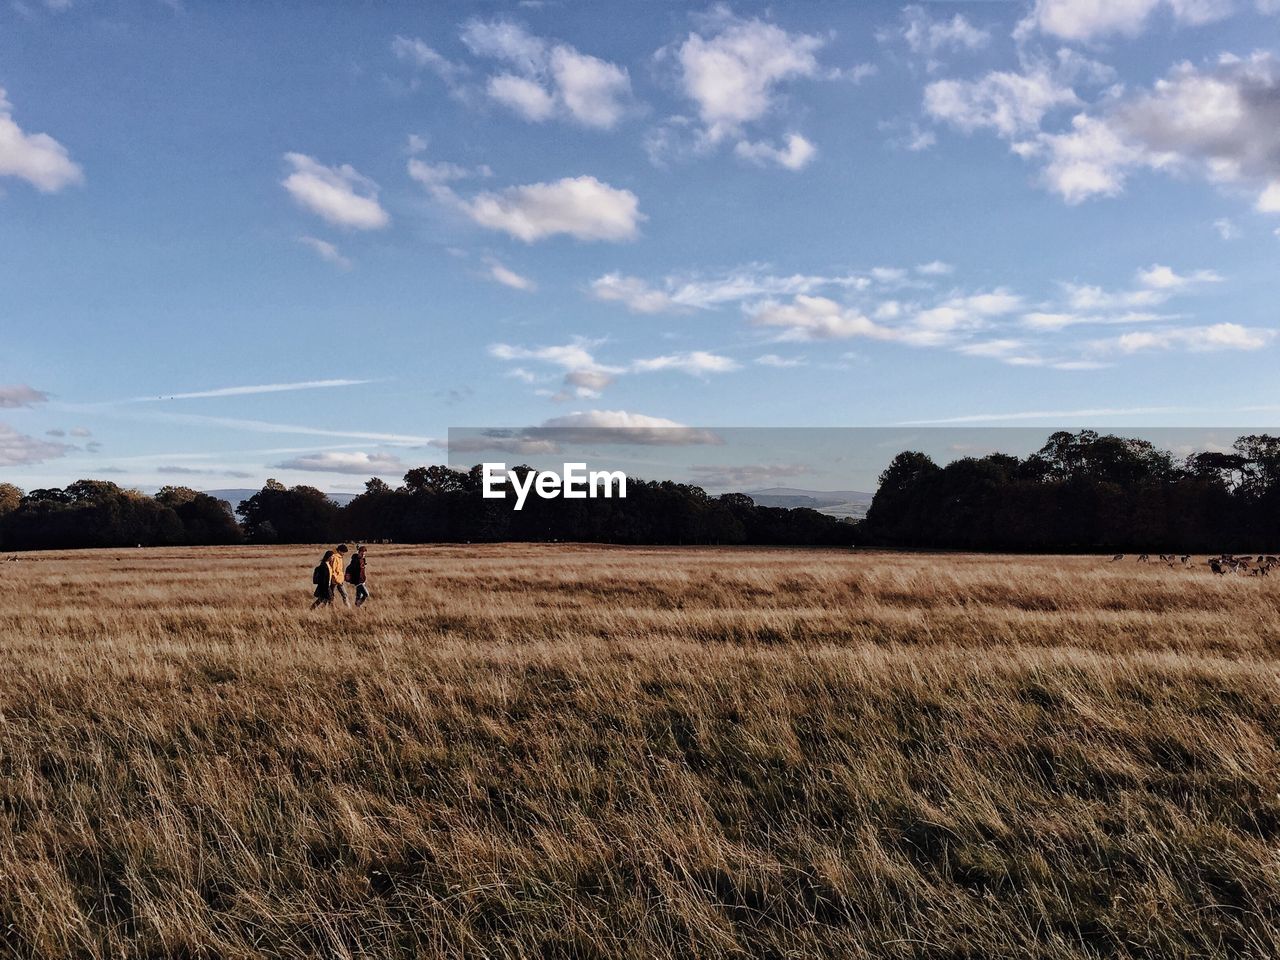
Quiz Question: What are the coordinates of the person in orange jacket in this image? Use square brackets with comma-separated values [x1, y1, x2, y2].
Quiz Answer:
[328, 544, 350, 606]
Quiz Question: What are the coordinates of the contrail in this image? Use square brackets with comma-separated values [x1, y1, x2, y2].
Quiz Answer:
[125, 379, 375, 402]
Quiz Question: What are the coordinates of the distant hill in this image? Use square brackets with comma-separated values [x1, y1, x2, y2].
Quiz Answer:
[204, 489, 357, 511]
[745, 487, 874, 519]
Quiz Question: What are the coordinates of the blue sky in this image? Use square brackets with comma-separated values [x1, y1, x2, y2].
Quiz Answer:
[2, 0, 1279, 493]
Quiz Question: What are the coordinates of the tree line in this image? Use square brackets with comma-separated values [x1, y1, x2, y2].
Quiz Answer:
[864, 431, 1280, 552]
[4, 432, 1276, 552]
[0, 467, 851, 551]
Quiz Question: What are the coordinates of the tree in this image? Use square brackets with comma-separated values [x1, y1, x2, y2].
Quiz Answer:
[0, 484, 21, 515]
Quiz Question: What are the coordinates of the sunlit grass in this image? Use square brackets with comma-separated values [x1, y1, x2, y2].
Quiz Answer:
[1, 545, 1278, 958]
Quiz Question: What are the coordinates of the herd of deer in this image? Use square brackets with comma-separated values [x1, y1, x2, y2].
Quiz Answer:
[1110, 552, 1279, 576]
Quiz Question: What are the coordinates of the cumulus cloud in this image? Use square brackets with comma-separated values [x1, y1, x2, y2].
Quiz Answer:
[1019, 0, 1233, 42]
[461, 175, 642, 242]
[490, 337, 622, 399]
[0, 88, 83, 192]
[671, 10, 823, 143]
[1015, 54, 1280, 207]
[734, 133, 817, 170]
[276, 451, 407, 475]
[297, 236, 351, 270]
[916, 260, 954, 276]
[925, 67, 1079, 138]
[460, 19, 631, 129]
[282, 153, 389, 230]
[0, 423, 70, 466]
[0, 384, 49, 408]
[590, 273, 679, 313]
[755, 353, 806, 367]
[1135, 263, 1223, 288]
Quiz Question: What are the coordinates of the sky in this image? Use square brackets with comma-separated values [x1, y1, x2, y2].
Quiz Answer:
[2, 0, 1280, 493]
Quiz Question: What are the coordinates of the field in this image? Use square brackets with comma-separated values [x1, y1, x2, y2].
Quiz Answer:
[2, 545, 1278, 959]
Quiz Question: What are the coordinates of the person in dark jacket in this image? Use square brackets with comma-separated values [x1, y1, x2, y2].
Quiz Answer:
[311, 550, 335, 609]
[347, 544, 370, 606]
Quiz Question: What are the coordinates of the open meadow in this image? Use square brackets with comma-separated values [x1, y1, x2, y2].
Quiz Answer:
[2, 545, 1278, 959]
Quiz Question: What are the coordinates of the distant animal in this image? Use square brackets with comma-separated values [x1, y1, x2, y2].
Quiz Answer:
[1210, 559, 1228, 575]
[1180, 555, 1191, 566]
[1137, 554, 1150, 563]
[1111, 554, 1124, 562]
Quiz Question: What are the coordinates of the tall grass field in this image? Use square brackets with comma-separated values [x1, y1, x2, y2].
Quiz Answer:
[2, 545, 1277, 958]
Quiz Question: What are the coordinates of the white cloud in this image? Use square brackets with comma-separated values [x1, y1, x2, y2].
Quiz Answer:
[298, 236, 351, 270]
[461, 20, 631, 129]
[1022, 54, 1280, 206]
[533, 410, 721, 445]
[0, 423, 70, 466]
[0, 384, 49, 408]
[1098, 322, 1274, 353]
[391, 35, 466, 84]
[550, 46, 631, 128]
[281, 153, 389, 230]
[734, 133, 817, 170]
[670, 9, 823, 144]
[490, 338, 617, 373]
[898, 5, 989, 69]
[1213, 217, 1240, 239]
[486, 260, 536, 291]
[1135, 263, 1223, 288]
[631, 351, 740, 375]
[0, 88, 83, 192]
[755, 353, 806, 367]
[752, 296, 892, 341]
[487, 73, 557, 121]
[916, 260, 954, 275]
[589, 266, 871, 314]
[462, 175, 642, 242]
[924, 68, 1078, 138]
[1020, 0, 1231, 42]
[1258, 181, 1280, 212]
[277, 451, 406, 475]
[407, 156, 477, 186]
[590, 273, 679, 313]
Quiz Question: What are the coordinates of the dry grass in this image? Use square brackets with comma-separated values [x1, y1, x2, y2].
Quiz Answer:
[1, 545, 1278, 959]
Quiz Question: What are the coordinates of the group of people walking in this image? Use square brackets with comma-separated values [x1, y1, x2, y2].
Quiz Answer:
[311, 543, 370, 609]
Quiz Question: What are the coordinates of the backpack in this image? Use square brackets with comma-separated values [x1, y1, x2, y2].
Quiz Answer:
[312, 563, 327, 586]
[346, 556, 361, 583]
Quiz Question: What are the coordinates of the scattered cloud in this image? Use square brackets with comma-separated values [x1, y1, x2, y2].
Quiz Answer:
[734, 133, 817, 170]
[461, 19, 632, 128]
[1213, 217, 1240, 239]
[0, 384, 49, 408]
[276, 451, 407, 475]
[1015, 53, 1280, 207]
[589, 266, 873, 314]
[281, 153, 389, 230]
[631, 351, 740, 375]
[894, 5, 989, 71]
[0, 87, 83, 192]
[1096, 322, 1275, 353]
[925, 67, 1078, 138]
[755, 353, 806, 367]
[460, 175, 642, 242]
[916, 260, 954, 276]
[1018, 0, 1233, 42]
[391, 35, 467, 86]
[0, 422, 71, 466]
[297, 236, 352, 270]
[486, 259, 537, 291]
